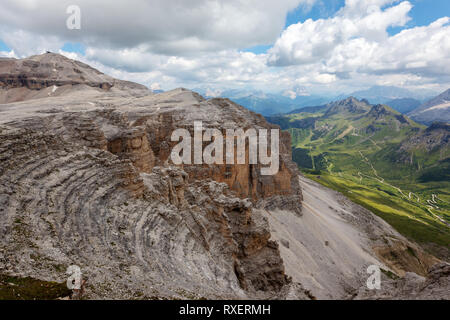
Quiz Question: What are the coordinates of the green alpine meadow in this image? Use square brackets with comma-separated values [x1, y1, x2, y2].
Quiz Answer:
[267, 97, 450, 255]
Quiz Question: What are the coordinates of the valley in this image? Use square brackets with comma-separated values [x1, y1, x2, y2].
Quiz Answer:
[267, 97, 450, 259]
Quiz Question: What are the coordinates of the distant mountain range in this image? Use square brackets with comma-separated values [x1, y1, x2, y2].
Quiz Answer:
[385, 98, 422, 114]
[346, 85, 438, 104]
[191, 85, 443, 117]
[408, 89, 450, 125]
[193, 88, 332, 116]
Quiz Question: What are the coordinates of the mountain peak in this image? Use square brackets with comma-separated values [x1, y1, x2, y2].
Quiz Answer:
[367, 104, 415, 125]
[369, 104, 393, 115]
[441, 88, 450, 95]
[343, 96, 359, 103]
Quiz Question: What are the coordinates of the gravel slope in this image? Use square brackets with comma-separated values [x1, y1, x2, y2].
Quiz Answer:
[264, 175, 439, 299]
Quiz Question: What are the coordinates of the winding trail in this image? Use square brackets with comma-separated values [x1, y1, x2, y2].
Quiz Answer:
[426, 206, 450, 227]
[358, 151, 385, 183]
[353, 152, 448, 227]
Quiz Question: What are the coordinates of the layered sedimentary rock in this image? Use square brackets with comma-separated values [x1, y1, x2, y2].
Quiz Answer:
[0, 53, 300, 299]
[0, 123, 296, 298]
[0, 62, 303, 213]
[133, 93, 302, 213]
[0, 53, 149, 92]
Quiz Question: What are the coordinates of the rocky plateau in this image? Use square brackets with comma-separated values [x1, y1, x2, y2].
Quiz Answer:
[0, 53, 448, 300]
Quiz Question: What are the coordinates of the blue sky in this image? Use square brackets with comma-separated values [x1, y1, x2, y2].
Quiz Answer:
[244, 0, 450, 53]
[0, 40, 10, 52]
[0, 0, 448, 94]
[285, 0, 450, 32]
[407, 0, 450, 26]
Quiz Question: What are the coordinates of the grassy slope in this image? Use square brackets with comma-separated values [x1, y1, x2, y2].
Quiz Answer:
[305, 173, 450, 247]
[273, 104, 450, 249]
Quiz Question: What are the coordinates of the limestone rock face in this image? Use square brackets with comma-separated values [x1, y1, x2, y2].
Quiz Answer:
[0, 53, 150, 103]
[0, 54, 301, 299]
[0, 124, 292, 298]
[140, 92, 302, 213]
[0, 80, 303, 213]
[107, 127, 155, 173]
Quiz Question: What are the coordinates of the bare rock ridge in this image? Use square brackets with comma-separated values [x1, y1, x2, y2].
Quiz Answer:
[0, 53, 150, 104]
[324, 96, 372, 116]
[0, 53, 300, 299]
[0, 53, 447, 300]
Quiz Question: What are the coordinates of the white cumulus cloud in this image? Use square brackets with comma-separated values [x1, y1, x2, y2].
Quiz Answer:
[0, 0, 308, 56]
[0, 0, 448, 95]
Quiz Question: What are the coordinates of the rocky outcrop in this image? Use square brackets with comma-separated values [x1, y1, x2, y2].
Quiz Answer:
[0, 54, 301, 299]
[355, 262, 450, 300]
[0, 124, 294, 299]
[182, 177, 290, 292]
[128, 94, 302, 209]
[397, 121, 449, 166]
[0, 84, 302, 213]
[400, 122, 449, 153]
[107, 127, 155, 173]
[324, 97, 372, 116]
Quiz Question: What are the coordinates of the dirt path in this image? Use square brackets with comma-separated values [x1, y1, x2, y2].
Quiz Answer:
[331, 125, 354, 142]
[357, 151, 412, 198]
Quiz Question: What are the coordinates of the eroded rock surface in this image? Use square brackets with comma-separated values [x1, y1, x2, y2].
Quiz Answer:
[0, 54, 300, 299]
